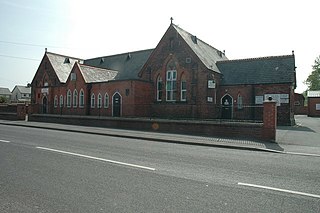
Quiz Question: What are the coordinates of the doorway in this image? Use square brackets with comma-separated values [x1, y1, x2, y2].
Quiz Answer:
[42, 96, 48, 114]
[221, 94, 232, 119]
[112, 92, 121, 117]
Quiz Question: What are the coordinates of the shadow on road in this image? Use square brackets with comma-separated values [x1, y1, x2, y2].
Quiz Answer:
[277, 125, 315, 133]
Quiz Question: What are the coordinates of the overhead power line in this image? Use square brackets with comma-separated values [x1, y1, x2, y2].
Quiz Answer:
[0, 54, 40, 61]
[0, 40, 66, 49]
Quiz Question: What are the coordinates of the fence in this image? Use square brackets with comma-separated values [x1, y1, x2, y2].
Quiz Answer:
[31, 103, 264, 122]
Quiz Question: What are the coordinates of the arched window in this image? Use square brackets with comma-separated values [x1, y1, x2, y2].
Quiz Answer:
[79, 89, 84, 108]
[237, 94, 243, 109]
[73, 89, 78, 108]
[181, 75, 187, 101]
[59, 95, 64, 107]
[54, 95, 58, 108]
[91, 93, 95, 108]
[97, 93, 102, 108]
[166, 70, 177, 101]
[104, 93, 109, 108]
[156, 75, 162, 101]
[67, 90, 71, 107]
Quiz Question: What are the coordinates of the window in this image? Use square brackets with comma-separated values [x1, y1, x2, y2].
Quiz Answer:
[181, 76, 187, 101]
[237, 95, 243, 109]
[97, 93, 102, 108]
[166, 70, 177, 101]
[67, 90, 71, 107]
[79, 89, 84, 108]
[91, 93, 95, 108]
[104, 93, 109, 108]
[54, 95, 58, 108]
[73, 90, 78, 108]
[157, 76, 162, 101]
[60, 95, 64, 107]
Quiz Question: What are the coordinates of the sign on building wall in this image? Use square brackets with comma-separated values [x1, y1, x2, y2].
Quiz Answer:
[207, 80, 215, 89]
[316, 104, 320, 111]
[256, 94, 290, 105]
[41, 88, 49, 94]
[255, 96, 264, 104]
[207, 97, 213, 102]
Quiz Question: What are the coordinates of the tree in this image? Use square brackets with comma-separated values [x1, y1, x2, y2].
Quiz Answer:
[305, 56, 320, 90]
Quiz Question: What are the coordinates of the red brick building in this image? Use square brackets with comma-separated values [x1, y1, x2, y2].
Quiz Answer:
[31, 23, 296, 125]
[307, 91, 320, 117]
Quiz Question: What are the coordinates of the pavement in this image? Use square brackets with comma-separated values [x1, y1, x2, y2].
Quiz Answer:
[0, 115, 319, 157]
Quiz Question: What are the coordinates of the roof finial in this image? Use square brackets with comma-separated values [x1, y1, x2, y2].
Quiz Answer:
[170, 17, 173, 25]
[45, 48, 47, 52]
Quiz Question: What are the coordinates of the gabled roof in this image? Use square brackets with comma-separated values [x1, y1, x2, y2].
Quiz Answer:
[14, 85, 31, 94]
[307, 90, 320, 98]
[84, 49, 153, 80]
[217, 55, 296, 85]
[46, 52, 84, 83]
[0, 87, 11, 95]
[172, 24, 228, 73]
[78, 63, 118, 83]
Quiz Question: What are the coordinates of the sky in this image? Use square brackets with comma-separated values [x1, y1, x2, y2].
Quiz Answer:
[0, 0, 319, 93]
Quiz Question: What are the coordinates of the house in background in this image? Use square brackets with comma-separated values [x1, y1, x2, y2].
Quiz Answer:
[31, 22, 296, 125]
[0, 87, 12, 103]
[307, 90, 320, 117]
[11, 85, 31, 103]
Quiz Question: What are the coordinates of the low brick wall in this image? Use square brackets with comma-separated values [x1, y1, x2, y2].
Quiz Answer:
[29, 114, 265, 141]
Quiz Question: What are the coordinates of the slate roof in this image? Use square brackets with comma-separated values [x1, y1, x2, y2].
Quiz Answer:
[78, 63, 118, 83]
[0, 87, 11, 95]
[216, 55, 296, 85]
[173, 24, 228, 73]
[46, 52, 84, 83]
[84, 49, 154, 80]
[14, 85, 31, 94]
[307, 90, 320, 98]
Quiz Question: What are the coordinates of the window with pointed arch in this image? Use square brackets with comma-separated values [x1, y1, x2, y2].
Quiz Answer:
[156, 75, 162, 101]
[67, 90, 71, 108]
[237, 94, 243, 109]
[166, 70, 177, 101]
[91, 93, 95, 108]
[73, 89, 78, 108]
[54, 95, 58, 108]
[97, 93, 102, 109]
[104, 93, 109, 108]
[59, 95, 64, 107]
[79, 89, 84, 108]
[181, 74, 187, 101]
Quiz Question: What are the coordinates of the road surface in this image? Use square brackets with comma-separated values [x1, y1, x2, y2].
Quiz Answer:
[1, 124, 319, 212]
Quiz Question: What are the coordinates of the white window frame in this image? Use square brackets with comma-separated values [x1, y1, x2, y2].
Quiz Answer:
[91, 93, 95, 108]
[157, 76, 162, 101]
[104, 93, 109, 108]
[237, 95, 243, 109]
[59, 95, 64, 107]
[181, 77, 187, 101]
[97, 93, 102, 109]
[166, 70, 177, 101]
[73, 89, 78, 108]
[54, 95, 58, 108]
[79, 89, 84, 108]
[67, 90, 71, 108]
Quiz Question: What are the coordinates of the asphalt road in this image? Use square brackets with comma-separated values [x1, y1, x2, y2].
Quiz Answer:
[1, 124, 319, 212]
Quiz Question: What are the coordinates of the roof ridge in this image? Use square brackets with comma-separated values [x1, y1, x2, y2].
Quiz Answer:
[86, 48, 154, 61]
[79, 63, 117, 72]
[217, 54, 294, 63]
[46, 51, 83, 61]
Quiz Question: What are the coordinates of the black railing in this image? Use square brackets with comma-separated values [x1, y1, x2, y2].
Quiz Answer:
[31, 103, 263, 122]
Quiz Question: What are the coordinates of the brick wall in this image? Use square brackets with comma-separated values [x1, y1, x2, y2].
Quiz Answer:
[308, 97, 320, 117]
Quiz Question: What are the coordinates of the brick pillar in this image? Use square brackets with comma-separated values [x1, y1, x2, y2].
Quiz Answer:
[262, 100, 277, 141]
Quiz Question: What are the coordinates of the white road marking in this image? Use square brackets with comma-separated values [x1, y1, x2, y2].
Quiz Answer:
[36, 146, 156, 171]
[238, 182, 320, 199]
[0, 139, 10, 143]
[283, 151, 320, 157]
